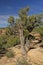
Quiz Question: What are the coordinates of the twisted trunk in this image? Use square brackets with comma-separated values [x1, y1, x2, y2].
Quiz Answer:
[25, 38, 29, 52]
[19, 29, 26, 55]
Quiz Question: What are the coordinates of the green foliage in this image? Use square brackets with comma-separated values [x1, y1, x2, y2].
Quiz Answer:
[19, 7, 29, 27]
[19, 7, 29, 18]
[35, 26, 43, 36]
[26, 15, 38, 32]
[8, 16, 15, 24]
[6, 27, 13, 35]
[23, 29, 29, 38]
[29, 16, 37, 23]
[0, 34, 20, 54]
[33, 26, 43, 42]
[6, 50, 14, 58]
[6, 36, 20, 48]
[0, 35, 8, 54]
[39, 27, 43, 36]
[8, 16, 15, 35]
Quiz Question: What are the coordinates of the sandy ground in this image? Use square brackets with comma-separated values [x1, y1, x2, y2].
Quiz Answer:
[0, 47, 43, 65]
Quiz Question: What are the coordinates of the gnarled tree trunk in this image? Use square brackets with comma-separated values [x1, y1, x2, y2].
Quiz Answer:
[25, 38, 30, 52]
[19, 28, 26, 55]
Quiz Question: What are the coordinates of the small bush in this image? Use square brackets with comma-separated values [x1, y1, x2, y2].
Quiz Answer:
[0, 35, 7, 54]
[16, 57, 29, 65]
[6, 36, 20, 48]
[6, 50, 14, 58]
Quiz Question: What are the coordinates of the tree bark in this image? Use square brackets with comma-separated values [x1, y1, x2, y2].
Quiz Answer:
[19, 29, 26, 55]
[25, 38, 30, 52]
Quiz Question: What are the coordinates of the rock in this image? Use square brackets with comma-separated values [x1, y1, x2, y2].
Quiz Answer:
[27, 48, 43, 65]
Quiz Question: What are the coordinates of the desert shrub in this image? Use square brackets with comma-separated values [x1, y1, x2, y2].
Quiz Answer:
[16, 57, 29, 65]
[34, 26, 43, 36]
[6, 50, 14, 58]
[0, 35, 7, 54]
[6, 27, 13, 35]
[14, 36, 20, 45]
[34, 27, 43, 42]
[0, 34, 20, 57]
[6, 36, 20, 48]
[0, 34, 20, 50]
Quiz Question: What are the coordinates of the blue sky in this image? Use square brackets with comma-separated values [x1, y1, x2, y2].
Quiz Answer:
[0, 0, 43, 27]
